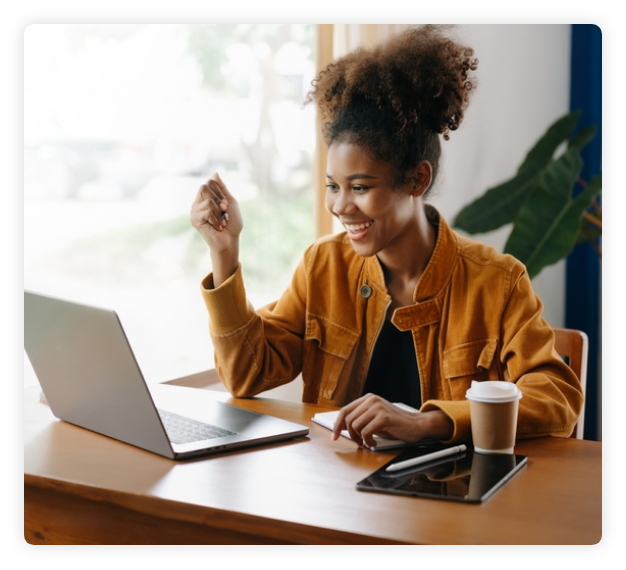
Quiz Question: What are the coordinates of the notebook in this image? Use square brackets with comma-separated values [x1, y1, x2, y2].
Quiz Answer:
[24, 290, 309, 460]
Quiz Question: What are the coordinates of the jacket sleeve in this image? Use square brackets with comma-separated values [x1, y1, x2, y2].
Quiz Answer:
[200, 257, 309, 398]
[498, 269, 584, 439]
[423, 267, 584, 444]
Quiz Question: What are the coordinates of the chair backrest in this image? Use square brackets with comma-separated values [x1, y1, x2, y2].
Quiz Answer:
[552, 328, 588, 439]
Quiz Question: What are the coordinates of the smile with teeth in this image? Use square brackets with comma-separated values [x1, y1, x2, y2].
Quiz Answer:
[344, 220, 373, 232]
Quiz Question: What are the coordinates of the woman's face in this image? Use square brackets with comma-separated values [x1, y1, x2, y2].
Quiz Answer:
[325, 141, 422, 259]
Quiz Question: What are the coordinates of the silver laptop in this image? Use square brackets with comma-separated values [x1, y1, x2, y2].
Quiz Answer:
[24, 290, 309, 459]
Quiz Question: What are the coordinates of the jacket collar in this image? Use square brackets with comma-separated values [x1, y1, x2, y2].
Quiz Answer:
[364, 205, 458, 302]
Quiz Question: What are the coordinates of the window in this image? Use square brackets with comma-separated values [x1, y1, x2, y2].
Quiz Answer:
[24, 24, 316, 385]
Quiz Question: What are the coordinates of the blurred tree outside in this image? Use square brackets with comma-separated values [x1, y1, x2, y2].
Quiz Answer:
[24, 24, 317, 383]
[26, 24, 316, 298]
[184, 24, 316, 295]
[186, 24, 315, 197]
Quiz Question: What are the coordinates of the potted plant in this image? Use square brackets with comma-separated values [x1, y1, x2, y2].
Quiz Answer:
[452, 110, 601, 279]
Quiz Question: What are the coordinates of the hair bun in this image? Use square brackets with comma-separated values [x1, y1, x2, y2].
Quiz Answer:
[307, 25, 478, 140]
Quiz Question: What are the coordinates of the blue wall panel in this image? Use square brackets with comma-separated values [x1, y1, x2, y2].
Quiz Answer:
[567, 24, 602, 440]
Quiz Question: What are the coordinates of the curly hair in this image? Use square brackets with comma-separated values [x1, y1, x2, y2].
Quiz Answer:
[305, 25, 478, 187]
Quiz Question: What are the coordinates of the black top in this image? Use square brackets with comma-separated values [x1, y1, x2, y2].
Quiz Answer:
[362, 319, 422, 409]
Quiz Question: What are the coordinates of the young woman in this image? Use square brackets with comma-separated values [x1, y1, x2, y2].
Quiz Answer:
[190, 26, 583, 448]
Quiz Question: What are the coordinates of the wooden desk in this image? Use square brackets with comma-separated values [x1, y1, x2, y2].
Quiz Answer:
[24, 386, 601, 545]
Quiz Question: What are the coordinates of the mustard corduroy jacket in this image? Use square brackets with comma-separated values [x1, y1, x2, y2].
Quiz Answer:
[201, 207, 583, 444]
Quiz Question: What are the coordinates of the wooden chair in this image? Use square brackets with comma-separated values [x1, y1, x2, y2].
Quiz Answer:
[552, 328, 589, 439]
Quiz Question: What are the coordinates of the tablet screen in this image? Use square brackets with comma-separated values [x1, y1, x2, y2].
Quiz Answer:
[356, 445, 527, 503]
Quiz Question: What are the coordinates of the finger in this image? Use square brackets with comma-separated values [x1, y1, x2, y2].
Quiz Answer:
[334, 395, 376, 444]
[191, 195, 213, 223]
[210, 172, 225, 193]
[345, 395, 391, 448]
[193, 194, 227, 232]
[205, 190, 229, 226]
[207, 208, 225, 231]
[192, 183, 220, 210]
[211, 172, 235, 202]
[331, 408, 348, 441]
[342, 406, 377, 447]
[207, 179, 226, 204]
[202, 181, 226, 213]
[356, 416, 387, 449]
[345, 407, 380, 447]
[205, 181, 229, 230]
[331, 397, 364, 441]
[332, 411, 364, 447]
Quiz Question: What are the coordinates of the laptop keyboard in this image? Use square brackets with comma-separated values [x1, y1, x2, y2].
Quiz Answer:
[158, 409, 237, 445]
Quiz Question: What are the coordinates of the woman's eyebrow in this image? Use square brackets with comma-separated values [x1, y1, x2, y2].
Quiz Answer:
[325, 173, 379, 180]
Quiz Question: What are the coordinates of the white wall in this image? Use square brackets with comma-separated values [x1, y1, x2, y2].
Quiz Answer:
[429, 24, 572, 327]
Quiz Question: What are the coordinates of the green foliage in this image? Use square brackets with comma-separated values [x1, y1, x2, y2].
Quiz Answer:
[185, 24, 313, 92]
[186, 24, 241, 91]
[239, 190, 315, 295]
[48, 190, 315, 295]
[452, 111, 602, 279]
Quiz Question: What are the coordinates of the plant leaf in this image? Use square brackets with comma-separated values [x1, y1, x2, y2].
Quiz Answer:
[452, 168, 541, 234]
[516, 110, 581, 175]
[568, 125, 597, 153]
[453, 111, 582, 234]
[504, 152, 601, 279]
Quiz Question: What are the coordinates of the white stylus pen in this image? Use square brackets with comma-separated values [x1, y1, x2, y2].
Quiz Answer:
[385, 444, 467, 472]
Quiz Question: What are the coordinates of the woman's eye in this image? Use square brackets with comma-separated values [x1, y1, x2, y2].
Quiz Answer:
[352, 186, 368, 193]
[325, 183, 339, 192]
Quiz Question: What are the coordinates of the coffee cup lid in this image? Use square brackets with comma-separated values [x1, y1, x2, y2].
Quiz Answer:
[465, 380, 523, 403]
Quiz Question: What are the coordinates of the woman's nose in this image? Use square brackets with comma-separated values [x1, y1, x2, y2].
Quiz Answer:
[327, 189, 357, 216]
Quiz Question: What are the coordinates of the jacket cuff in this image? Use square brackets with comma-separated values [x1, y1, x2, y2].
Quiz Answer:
[420, 399, 471, 444]
[200, 264, 254, 335]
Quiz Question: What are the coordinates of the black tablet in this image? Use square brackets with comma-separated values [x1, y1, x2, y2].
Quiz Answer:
[356, 445, 527, 503]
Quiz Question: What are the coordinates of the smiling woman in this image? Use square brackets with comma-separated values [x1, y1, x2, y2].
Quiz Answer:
[324, 142, 435, 297]
[192, 25, 583, 449]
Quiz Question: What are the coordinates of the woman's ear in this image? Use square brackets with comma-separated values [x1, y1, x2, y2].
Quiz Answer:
[410, 161, 432, 197]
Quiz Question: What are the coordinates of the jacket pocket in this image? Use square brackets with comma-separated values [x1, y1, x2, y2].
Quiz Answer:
[304, 314, 359, 400]
[443, 338, 498, 399]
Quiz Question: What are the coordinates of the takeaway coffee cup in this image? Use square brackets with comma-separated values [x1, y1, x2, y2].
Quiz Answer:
[465, 381, 522, 455]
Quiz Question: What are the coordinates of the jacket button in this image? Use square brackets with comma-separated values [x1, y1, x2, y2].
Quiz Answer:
[359, 284, 372, 298]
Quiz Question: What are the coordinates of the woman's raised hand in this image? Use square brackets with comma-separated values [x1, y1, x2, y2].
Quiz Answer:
[190, 173, 243, 287]
[190, 173, 243, 250]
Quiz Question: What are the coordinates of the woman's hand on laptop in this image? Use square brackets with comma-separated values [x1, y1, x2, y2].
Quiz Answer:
[190, 172, 243, 287]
